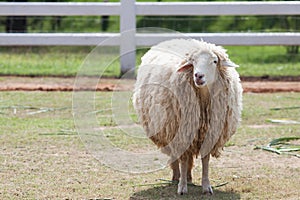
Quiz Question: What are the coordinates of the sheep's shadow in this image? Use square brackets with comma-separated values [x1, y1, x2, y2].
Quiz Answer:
[130, 183, 240, 200]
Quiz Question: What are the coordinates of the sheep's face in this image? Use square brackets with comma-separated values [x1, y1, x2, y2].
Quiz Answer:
[192, 52, 218, 87]
[178, 50, 238, 88]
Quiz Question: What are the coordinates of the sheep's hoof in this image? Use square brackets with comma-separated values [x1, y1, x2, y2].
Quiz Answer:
[202, 185, 213, 195]
[187, 175, 192, 183]
[172, 176, 180, 183]
[177, 183, 188, 195]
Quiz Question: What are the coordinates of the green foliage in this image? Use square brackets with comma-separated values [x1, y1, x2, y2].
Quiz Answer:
[255, 137, 300, 157]
[1, 0, 299, 35]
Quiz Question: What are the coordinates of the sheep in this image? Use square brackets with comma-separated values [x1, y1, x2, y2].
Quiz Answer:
[132, 38, 242, 195]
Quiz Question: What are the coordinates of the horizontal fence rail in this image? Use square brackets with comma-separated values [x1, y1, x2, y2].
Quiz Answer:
[1, 2, 300, 16]
[136, 2, 300, 16]
[1, 33, 300, 46]
[136, 33, 300, 46]
[0, 1, 300, 74]
[0, 2, 121, 16]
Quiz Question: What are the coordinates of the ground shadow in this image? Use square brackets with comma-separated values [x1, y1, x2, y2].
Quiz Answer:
[130, 184, 240, 200]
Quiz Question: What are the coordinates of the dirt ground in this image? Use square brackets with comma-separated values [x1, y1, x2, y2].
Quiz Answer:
[0, 76, 299, 93]
[0, 78, 299, 199]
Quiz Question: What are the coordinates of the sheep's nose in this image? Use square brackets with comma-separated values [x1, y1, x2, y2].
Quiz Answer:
[195, 73, 204, 79]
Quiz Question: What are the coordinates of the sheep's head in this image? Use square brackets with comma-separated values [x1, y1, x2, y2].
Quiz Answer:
[177, 48, 238, 88]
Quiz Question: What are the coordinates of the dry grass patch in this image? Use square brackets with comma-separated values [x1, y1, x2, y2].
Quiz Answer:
[0, 91, 299, 199]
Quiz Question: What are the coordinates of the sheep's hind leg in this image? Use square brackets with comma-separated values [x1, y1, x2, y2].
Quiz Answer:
[170, 159, 180, 182]
[177, 159, 188, 195]
[187, 155, 194, 183]
[202, 154, 213, 195]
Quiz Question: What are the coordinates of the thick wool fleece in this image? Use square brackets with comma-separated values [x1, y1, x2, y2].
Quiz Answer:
[133, 39, 242, 161]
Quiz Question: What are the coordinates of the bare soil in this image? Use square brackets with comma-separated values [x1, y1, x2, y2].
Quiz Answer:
[0, 85, 299, 199]
[0, 76, 299, 93]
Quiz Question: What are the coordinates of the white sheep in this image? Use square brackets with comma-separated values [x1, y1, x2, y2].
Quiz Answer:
[133, 39, 242, 195]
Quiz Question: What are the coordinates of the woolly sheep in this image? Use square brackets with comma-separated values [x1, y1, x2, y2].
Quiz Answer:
[133, 39, 243, 195]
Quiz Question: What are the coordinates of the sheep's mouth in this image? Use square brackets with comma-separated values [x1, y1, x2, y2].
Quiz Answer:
[195, 79, 206, 87]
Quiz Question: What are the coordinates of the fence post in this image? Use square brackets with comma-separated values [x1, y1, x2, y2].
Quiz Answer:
[120, 0, 136, 78]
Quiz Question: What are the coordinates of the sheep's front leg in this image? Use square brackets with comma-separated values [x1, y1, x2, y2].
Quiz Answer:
[202, 154, 213, 195]
[170, 159, 180, 182]
[177, 159, 188, 195]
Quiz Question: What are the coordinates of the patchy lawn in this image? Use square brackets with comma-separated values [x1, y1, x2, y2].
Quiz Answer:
[0, 91, 299, 199]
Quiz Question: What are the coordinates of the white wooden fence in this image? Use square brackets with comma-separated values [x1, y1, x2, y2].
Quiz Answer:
[0, 1, 300, 74]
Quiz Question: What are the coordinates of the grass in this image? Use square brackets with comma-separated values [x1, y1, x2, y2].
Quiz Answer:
[0, 46, 299, 77]
[0, 47, 90, 77]
[226, 46, 300, 77]
[0, 91, 299, 199]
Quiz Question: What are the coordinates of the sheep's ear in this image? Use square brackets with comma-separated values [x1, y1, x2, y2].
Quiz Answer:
[213, 49, 239, 68]
[221, 59, 239, 68]
[177, 62, 193, 72]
